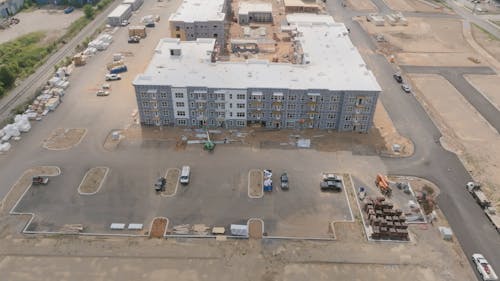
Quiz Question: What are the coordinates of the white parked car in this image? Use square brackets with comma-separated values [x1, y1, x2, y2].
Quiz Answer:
[96, 90, 110, 96]
[105, 74, 121, 81]
[472, 253, 498, 281]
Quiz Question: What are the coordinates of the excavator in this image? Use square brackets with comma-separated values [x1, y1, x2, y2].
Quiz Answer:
[375, 174, 392, 197]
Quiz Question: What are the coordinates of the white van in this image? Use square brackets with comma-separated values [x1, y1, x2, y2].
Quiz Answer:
[180, 166, 190, 184]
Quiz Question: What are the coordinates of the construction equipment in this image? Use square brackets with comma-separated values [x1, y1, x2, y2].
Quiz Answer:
[466, 182, 491, 208]
[203, 130, 215, 152]
[375, 174, 392, 197]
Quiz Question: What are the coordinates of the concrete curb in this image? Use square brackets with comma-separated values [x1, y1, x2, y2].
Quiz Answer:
[160, 168, 180, 197]
[77, 167, 109, 195]
[248, 169, 264, 199]
[42, 128, 88, 151]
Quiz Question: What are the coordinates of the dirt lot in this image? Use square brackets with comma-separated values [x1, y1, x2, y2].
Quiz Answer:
[78, 167, 108, 195]
[359, 17, 487, 67]
[0, 166, 60, 214]
[248, 169, 263, 198]
[150, 217, 168, 238]
[409, 73, 500, 207]
[43, 128, 86, 150]
[373, 100, 414, 156]
[162, 168, 179, 196]
[382, 0, 450, 13]
[0, 8, 84, 44]
[471, 24, 500, 62]
[464, 74, 500, 110]
[346, 0, 377, 12]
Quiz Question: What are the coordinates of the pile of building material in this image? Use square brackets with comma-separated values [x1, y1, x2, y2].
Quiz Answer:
[364, 196, 409, 241]
[128, 26, 147, 38]
[88, 34, 113, 51]
[385, 13, 408, 26]
[0, 114, 32, 152]
[367, 14, 385, 26]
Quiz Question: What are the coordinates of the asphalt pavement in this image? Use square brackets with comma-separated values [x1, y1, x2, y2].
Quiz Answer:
[328, 0, 500, 279]
[401, 65, 500, 133]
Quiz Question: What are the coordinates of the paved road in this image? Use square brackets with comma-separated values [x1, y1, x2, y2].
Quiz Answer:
[0, 0, 122, 122]
[401, 65, 500, 133]
[329, 1, 500, 280]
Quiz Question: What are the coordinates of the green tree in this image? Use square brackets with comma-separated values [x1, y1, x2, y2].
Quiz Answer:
[0, 66, 16, 89]
[83, 4, 94, 19]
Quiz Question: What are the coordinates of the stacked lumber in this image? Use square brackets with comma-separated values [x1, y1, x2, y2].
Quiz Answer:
[364, 197, 409, 241]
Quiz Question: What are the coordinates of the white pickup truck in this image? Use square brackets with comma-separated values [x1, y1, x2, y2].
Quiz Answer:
[472, 253, 498, 281]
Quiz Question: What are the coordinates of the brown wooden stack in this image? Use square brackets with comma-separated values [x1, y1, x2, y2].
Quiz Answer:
[363, 197, 409, 241]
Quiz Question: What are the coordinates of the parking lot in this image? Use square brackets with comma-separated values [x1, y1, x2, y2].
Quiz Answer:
[10, 142, 381, 238]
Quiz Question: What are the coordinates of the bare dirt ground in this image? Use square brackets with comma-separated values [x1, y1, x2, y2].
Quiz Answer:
[0, 166, 60, 214]
[359, 17, 487, 67]
[409, 73, 500, 207]
[248, 169, 263, 198]
[346, 0, 377, 12]
[162, 169, 179, 196]
[373, 100, 414, 156]
[464, 74, 500, 110]
[150, 217, 168, 238]
[382, 0, 451, 13]
[0, 8, 83, 44]
[42, 128, 86, 150]
[471, 24, 500, 62]
[78, 167, 108, 194]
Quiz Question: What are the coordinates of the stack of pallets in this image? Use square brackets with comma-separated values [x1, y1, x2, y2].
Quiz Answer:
[364, 196, 409, 241]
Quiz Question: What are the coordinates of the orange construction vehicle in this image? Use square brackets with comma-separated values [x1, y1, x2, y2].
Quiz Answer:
[375, 174, 392, 197]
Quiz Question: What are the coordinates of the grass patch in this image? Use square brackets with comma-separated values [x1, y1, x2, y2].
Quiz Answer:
[473, 23, 499, 41]
[0, 32, 56, 98]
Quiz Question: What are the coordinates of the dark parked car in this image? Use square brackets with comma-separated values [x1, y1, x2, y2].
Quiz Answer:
[280, 172, 289, 190]
[393, 73, 403, 83]
[320, 181, 342, 192]
[154, 177, 166, 192]
[128, 36, 140, 43]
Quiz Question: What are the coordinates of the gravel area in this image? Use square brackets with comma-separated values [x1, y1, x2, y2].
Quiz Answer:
[162, 169, 179, 196]
[248, 169, 263, 198]
[150, 217, 168, 238]
[78, 167, 108, 195]
[43, 128, 86, 150]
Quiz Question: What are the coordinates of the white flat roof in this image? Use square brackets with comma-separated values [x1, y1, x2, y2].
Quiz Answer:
[108, 4, 131, 18]
[134, 19, 381, 92]
[238, 2, 272, 15]
[286, 13, 335, 24]
[169, 0, 226, 22]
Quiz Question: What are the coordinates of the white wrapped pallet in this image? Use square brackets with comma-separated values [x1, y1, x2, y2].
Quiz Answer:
[0, 142, 11, 152]
[230, 224, 248, 236]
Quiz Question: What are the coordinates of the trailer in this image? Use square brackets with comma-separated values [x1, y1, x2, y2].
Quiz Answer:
[107, 4, 132, 27]
[109, 65, 127, 74]
[123, 0, 143, 11]
[466, 182, 491, 208]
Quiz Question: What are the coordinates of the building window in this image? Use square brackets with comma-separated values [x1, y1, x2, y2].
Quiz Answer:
[177, 119, 187, 125]
[362, 115, 369, 121]
[161, 101, 168, 107]
[237, 103, 245, 109]
[327, 113, 336, 119]
[229, 94, 233, 99]
[363, 107, 370, 113]
[213, 33, 218, 38]
[190, 93, 195, 99]
[175, 92, 184, 98]
[191, 111, 196, 116]
[331, 96, 339, 102]
[177, 111, 186, 116]
[192, 119, 197, 125]
[141, 92, 147, 99]
[160, 92, 167, 98]
[348, 97, 356, 103]
[287, 113, 295, 118]
[175, 26, 180, 31]
[229, 112, 233, 117]
[142, 101, 149, 107]
[176, 34, 181, 38]
[345, 115, 352, 121]
[229, 103, 233, 108]
[327, 122, 335, 128]
[343, 124, 351, 130]
[237, 112, 245, 117]
[237, 94, 245, 99]
[163, 110, 169, 116]
[346, 106, 353, 112]
[287, 104, 296, 110]
[217, 112, 225, 117]
[176, 102, 185, 107]
[144, 110, 151, 115]
[237, 121, 245, 126]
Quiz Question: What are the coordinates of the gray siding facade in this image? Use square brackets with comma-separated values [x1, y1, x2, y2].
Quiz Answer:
[134, 85, 379, 132]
